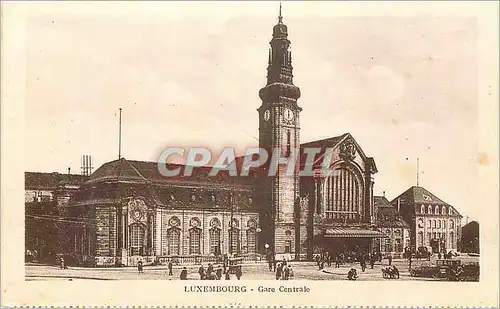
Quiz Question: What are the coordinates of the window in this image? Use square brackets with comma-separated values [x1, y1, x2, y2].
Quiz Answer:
[189, 228, 201, 255]
[421, 205, 425, 213]
[438, 220, 441, 228]
[443, 220, 447, 228]
[209, 228, 221, 255]
[428, 205, 432, 214]
[246, 229, 256, 253]
[449, 232, 454, 247]
[433, 232, 437, 239]
[441, 206, 446, 215]
[167, 228, 180, 255]
[450, 220, 454, 229]
[428, 220, 431, 228]
[418, 232, 424, 246]
[435, 205, 439, 214]
[418, 219, 424, 228]
[285, 240, 292, 253]
[433, 220, 436, 228]
[395, 238, 403, 252]
[427, 232, 431, 245]
[449, 207, 453, 215]
[229, 228, 240, 254]
[384, 238, 392, 252]
[130, 224, 145, 256]
[324, 168, 361, 221]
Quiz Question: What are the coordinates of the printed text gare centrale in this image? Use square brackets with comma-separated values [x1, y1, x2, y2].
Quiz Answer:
[184, 285, 311, 293]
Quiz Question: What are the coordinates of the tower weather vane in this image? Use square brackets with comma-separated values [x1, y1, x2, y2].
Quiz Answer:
[278, 2, 283, 23]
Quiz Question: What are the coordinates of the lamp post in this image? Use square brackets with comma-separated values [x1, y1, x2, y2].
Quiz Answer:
[229, 190, 235, 256]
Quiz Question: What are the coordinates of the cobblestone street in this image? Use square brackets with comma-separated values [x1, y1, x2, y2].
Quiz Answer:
[26, 258, 442, 281]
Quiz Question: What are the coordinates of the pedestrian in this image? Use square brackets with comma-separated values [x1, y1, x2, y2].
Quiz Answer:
[272, 258, 277, 272]
[335, 255, 341, 268]
[287, 265, 294, 280]
[408, 256, 412, 270]
[360, 259, 366, 272]
[235, 266, 242, 280]
[216, 265, 223, 280]
[180, 267, 188, 280]
[268, 259, 273, 272]
[223, 260, 227, 274]
[388, 254, 393, 266]
[276, 263, 282, 280]
[168, 260, 173, 276]
[225, 271, 230, 280]
[198, 264, 205, 280]
[284, 264, 290, 280]
[370, 256, 375, 269]
[207, 263, 214, 279]
[438, 252, 442, 259]
[138, 260, 143, 273]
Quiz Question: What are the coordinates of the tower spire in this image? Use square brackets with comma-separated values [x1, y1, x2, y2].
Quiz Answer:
[278, 2, 283, 23]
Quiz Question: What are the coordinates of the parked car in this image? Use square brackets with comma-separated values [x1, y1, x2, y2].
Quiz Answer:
[410, 263, 440, 278]
[435, 259, 462, 279]
[459, 262, 480, 281]
[415, 246, 432, 260]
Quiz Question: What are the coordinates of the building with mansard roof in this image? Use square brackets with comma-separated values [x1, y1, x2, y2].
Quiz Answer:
[390, 186, 463, 254]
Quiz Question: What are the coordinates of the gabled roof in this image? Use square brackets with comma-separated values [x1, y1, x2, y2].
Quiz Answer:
[390, 186, 463, 217]
[89, 158, 259, 187]
[374, 195, 410, 228]
[299, 133, 376, 172]
[25, 172, 89, 190]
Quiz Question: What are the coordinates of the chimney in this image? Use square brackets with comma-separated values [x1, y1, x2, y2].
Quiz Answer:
[68, 167, 71, 175]
[383, 191, 386, 197]
[397, 198, 401, 212]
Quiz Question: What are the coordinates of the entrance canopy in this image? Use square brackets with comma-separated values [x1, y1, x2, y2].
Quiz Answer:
[324, 228, 387, 238]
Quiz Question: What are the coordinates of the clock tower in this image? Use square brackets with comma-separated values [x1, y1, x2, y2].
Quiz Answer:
[257, 5, 302, 259]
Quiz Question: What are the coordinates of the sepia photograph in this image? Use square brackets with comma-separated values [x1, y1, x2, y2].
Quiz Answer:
[1, 1, 498, 308]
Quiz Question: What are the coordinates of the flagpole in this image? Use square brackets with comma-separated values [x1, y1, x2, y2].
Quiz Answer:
[416, 157, 419, 187]
[118, 108, 122, 160]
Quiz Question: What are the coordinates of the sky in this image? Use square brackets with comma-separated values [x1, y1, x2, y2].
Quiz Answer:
[23, 2, 479, 222]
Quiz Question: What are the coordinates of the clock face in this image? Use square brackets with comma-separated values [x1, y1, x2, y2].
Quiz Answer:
[263, 110, 270, 121]
[284, 108, 294, 121]
[131, 208, 143, 221]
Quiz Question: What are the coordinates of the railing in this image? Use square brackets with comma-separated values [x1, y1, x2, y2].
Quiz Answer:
[157, 253, 262, 265]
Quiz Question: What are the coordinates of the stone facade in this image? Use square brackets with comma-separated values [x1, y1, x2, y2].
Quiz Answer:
[390, 186, 462, 253]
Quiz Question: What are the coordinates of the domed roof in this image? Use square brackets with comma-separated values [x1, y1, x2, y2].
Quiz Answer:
[273, 22, 288, 38]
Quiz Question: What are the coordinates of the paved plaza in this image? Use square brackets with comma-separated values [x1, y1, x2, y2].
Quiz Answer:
[26, 258, 442, 281]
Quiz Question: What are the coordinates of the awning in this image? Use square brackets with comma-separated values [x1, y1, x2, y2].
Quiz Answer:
[324, 228, 387, 238]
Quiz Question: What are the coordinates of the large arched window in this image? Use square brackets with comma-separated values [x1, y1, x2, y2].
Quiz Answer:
[441, 206, 446, 215]
[229, 227, 240, 254]
[209, 218, 221, 255]
[324, 167, 362, 221]
[421, 205, 425, 214]
[167, 227, 180, 255]
[435, 205, 439, 214]
[189, 227, 201, 255]
[428, 205, 432, 214]
[130, 224, 145, 256]
[450, 220, 455, 229]
[209, 228, 221, 255]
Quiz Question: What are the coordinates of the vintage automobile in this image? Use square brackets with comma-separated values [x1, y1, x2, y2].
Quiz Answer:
[415, 246, 432, 260]
[409, 262, 440, 278]
[435, 259, 462, 279]
[459, 262, 480, 281]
